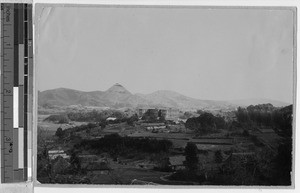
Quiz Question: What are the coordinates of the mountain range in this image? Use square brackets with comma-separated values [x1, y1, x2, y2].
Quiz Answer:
[38, 83, 290, 110]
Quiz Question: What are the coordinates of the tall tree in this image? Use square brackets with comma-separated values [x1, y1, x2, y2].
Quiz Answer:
[70, 150, 81, 174]
[214, 150, 223, 163]
[55, 127, 64, 139]
[184, 142, 199, 172]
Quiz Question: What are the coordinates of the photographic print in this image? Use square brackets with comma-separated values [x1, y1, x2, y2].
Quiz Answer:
[35, 5, 295, 186]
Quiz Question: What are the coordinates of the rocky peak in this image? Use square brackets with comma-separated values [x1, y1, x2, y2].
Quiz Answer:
[106, 83, 131, 95]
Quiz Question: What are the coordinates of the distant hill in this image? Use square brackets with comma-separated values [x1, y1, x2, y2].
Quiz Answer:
[228, 98, 290, 108]
[136, 90, 233, 110]
[38, 83, 290, 110]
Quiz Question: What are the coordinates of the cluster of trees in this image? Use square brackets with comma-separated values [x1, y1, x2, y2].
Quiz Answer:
[37, 147, 86, 183]
[212, 145, 293, 186]
[218, 104, 293, 185]
[185, 113, 226, 135]
[236, 104, 292, 131]
[74, 133, 173, 156]
[168, 141, 292, 185]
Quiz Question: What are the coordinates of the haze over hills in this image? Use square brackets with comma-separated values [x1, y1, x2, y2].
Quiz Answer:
[38, 83, 290, 110]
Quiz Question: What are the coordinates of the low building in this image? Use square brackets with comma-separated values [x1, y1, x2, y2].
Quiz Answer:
[48, 149, 69, 160]
[177, 118, 187, 123]
[146, 125, 167, 131]
[141, 122, 166, 131]
[106, 117, 117, 121]
[137, 108, 180, 121]
[169, 155, 185, 170]
[165, 108, 180, 121]
[137, 108, 148, 118]
[167, 124, 185, 132]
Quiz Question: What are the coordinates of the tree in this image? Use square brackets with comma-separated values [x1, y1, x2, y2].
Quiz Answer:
[55, 127, 64, 139]
[127, 114, 139, 126]
[37, 127, 56, 183]
[185, 117, 199, 131]
[184, 142, 199, 172]
[53, 156, 70, 174]
[99, 121, 106, 129]
[243, 129, 250, 137]
[215, 150, 223, 163]
[236, 107, 249, 123]
[272, 139, 292, 185]
[70, 150, 81, 174]
[196, 110, 205, 115]
[157, 157, 172, 172]
[158, 110, 166, 122]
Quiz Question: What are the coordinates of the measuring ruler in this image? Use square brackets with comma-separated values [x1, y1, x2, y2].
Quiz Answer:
[0, 3, 32, 183]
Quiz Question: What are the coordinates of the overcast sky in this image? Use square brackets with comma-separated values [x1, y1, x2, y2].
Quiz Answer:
[36, 6, 294, 103]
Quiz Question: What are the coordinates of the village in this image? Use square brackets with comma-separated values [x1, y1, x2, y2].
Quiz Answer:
[37, 105, 290, 185]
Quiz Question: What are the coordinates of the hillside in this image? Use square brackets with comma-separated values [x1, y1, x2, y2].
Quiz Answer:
[136, 90, 233, 110]
[38, 84, 290, 110]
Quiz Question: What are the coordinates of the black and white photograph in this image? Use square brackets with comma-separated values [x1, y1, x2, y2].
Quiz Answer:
[35, 4, 295, 186]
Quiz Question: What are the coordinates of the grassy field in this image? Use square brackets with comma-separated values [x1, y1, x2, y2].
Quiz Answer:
[38, 114, 89, 132]
[190, 138, 233, 145]
[128, 130, 194, 139]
